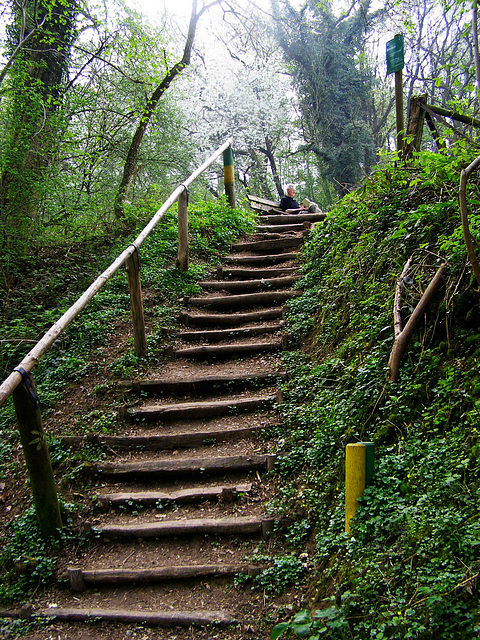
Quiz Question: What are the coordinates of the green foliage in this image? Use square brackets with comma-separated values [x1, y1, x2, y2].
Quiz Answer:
[236, 555, 306, 594]
[0, 503, 78, 603]
[275, 149, 480, 638]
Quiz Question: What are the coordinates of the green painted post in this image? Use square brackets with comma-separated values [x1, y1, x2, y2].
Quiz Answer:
[223, 147, 236, 208]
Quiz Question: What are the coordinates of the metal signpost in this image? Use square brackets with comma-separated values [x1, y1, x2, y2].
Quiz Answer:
[387, 34, 405, 153]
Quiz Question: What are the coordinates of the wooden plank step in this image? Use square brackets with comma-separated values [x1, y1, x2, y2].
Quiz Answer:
[63, 562, 263, 588]
[123, 394, 277, 421]
[63, 426, 268, 451]
[178, 307, 284, 327]
[260, 212, 325, 224]
[86, 454, 276, 479]
[184, 290, 300, 310]
[256, 223, 310, 233]
[223, 252, 299, 265]
[218, 266, 298, 279]
[199, 276, 299, 292]
[96, 483, 253, 509]
[169, 340, 283, 359]
[92, 515, 275, 538]
[247, 194, 280, 207]
[230, 236, 304, 253]
[126, 371, 287, 395]
[38, 607, 234, 627]
[176, 324, 283, 342]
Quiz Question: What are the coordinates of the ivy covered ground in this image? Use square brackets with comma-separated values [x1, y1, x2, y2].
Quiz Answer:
[273, 148, 480, 639]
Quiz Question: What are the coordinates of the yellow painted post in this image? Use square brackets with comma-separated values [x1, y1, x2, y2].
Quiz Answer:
[345, 442, 376, 533]
[223, 147, 236, 208]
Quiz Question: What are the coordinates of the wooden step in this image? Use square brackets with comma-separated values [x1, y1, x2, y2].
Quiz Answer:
[178, 307, 284, 327]
[92, 515, 275, 538]
[199, 276, 299, 292]
[126, 371, 287, 395]
[256, 223, 310, 233]
[63, 563, 264, 590]
[223, 252, 299, 265]
[168, 340, 283, 359]
[123, 394, 277, 422]
[184, 290, 300, 310]
[260, 212, 326, 224]
[218, 266, 298, 279]
[231, 236, 304, 253]
[176, 324, 283, 343]
[86, 454, 277, 480]
[38, 607, 234, 627]
[96, 483, 253, 509]
[63, 425, 269, 451]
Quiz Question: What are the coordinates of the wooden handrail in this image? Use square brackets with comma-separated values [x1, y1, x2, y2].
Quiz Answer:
[0, 137, 233, 408]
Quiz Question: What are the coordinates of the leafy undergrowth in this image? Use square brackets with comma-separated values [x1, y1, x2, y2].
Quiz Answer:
[0, 197, 256, 605]
[273, 147, 480, 638]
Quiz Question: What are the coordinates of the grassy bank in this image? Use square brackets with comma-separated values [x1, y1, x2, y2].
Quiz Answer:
[273, 148, 480, 638]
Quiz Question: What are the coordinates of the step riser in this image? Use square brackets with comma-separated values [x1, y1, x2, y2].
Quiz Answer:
[170, 341, 283, 359]
[38, 608, 234, 627]
[125, 396, 276, 422]
[97, 483, 253, 509]
[230, 237, 304, 253]
[179, 308, 284, 327]
[185, 291, 299, 310]
[218, 267, 298, 279]
[176, 325, 282, 343]
[64, 564, 263, 588]
[199, 276, 299, 292]
[127, 372, 286, 396]
[87, 455, 275, 480]
[223, 252, 299, 265]
[65, 427, 267, 452]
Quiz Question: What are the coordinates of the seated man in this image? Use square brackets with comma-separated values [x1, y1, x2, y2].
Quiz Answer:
[280, 184, 309, 214]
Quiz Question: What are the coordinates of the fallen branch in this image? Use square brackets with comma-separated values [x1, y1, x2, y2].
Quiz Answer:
[388, 264, 447, 382]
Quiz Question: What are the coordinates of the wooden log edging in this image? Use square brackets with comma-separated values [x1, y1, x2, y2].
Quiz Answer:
[86, 454, 276, 479]
[185, 290, 301, 310]
[96, 482, 254, 508]
[92, 515, 276, 538]
[63, 425, 269, 451]
[63, 563, 264, 588]
[38, 607, 235, 627]
[125, 370, 287, 395]
[179, 307, 285, 327]
[123, 394, 278, 422]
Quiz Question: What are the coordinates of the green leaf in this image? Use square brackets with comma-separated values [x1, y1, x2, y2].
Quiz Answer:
[271, 622, 290, 640]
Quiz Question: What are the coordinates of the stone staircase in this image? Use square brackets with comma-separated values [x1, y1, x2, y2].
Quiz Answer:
[35, 208, 324, 636]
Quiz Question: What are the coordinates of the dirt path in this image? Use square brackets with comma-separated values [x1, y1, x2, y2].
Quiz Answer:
[14, 210, 323, 640]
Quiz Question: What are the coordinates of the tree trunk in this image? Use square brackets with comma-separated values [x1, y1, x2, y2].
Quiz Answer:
[113, 0, 220, 223]
[0, 0, 76, 280]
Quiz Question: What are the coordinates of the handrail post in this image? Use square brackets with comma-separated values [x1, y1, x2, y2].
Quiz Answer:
[223, 146, 236, 208]
[126, 248, 147, 358]
[12, 371, 62, 538]
[176, 187, 189, 271]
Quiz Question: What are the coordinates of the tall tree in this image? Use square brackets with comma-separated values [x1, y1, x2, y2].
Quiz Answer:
[272, 0, 383, 195]
[0, 0, 77, 282]
[113, 0, 221, 223]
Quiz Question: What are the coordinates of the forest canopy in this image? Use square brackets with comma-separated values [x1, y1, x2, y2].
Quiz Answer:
[0, 0, 478, 287]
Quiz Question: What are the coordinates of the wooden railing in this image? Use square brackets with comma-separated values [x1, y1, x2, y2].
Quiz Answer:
[0, 137, 235, 536]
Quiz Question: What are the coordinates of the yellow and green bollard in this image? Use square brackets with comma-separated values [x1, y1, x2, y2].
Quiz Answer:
[345, 442, 375, 533]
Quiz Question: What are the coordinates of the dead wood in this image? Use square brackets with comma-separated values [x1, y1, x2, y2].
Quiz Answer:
[460, 155, 480, 288]
[388, 264, 446, 382]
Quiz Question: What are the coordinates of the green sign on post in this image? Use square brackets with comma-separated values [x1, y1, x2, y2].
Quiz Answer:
[386, 34, 404, 75]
